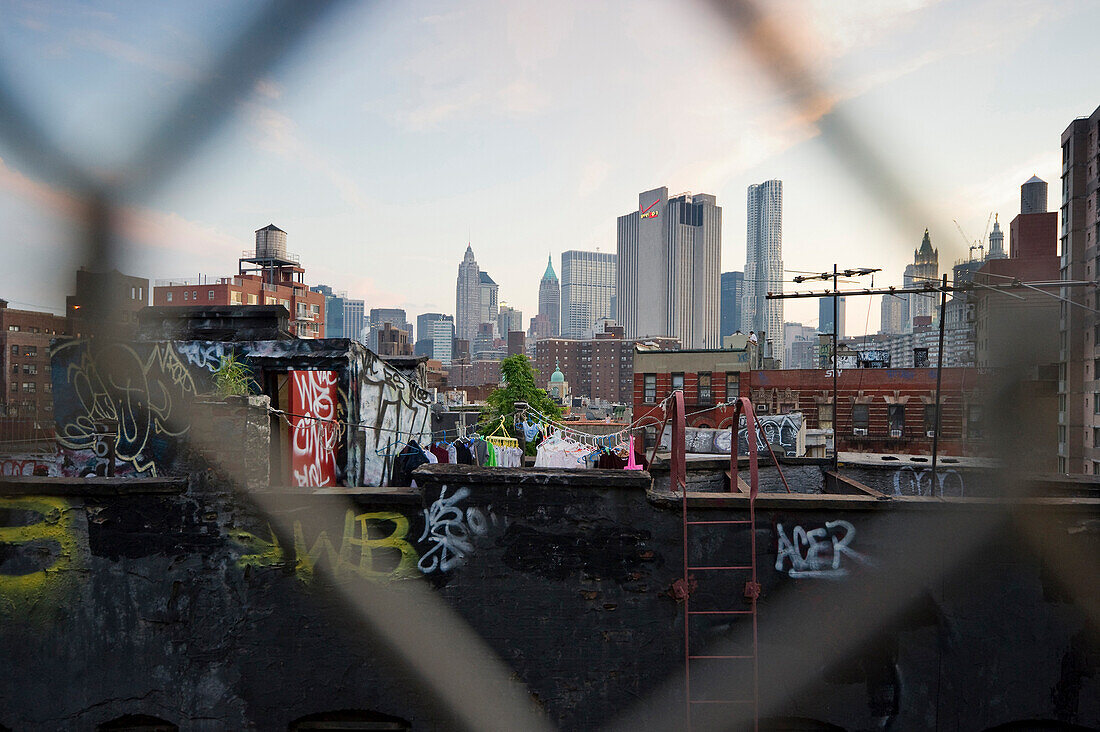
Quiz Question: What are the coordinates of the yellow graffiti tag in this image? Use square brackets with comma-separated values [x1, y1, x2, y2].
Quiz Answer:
[235, 510, 421, 583]
[0, 496, 82, 617]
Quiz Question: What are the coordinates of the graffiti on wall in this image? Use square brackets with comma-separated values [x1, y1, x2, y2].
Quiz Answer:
[234, 493, 499, 583]
[53, 341, 199, 476]
[289, 370, 340, 487]
[418, 485, 502, 574]
[892, 467, 965, 497]
[359, 351, 432, 486]
[739, 412, 803, 457]
[775, 519, 869, 579]
[0, 496, 83, 616]
[175, 341, 227, 373]
[0, 458, 54, 476]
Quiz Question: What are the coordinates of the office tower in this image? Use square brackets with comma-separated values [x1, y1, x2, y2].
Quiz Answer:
[1021, 175, 1048, 214]
[1058, 105, 1100, 474]
[720, 271, 744, 339]
[368, 308, 408, 352]
[479, 272, 498, 326]
[497, 304, 522, 336]
[432, 316, 455, 366]
[880, 294, 907, 335]
[560, 250, 616, 338]
[455, 245, 481, 341]
[417, 312, 446, 344]
[818, 295, 846, 338]
[538, 255, 560, 337]
[616, 186, 721, 348]
[905, 230, 939, 330]
[742, 180, 784, 359]
[986, 215, 1006, 259]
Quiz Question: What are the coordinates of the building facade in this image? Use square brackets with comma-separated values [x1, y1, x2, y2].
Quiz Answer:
[497, 305, 522, 337]
[431, 317, 454, 366]
[560, 250, 616, 339]
[1058, 106, 1100, 474]
[478, 272, 499, 327]
[537, 255, 560, 337]
[455, 245, 480, 341]
[0, 302, 69, 420]
[66, 268, 149, 339]
[720, 271, 743, 340]
[743, 180, 784, 360]
[535, 327, 678, 404]
[617, 187, 721, 349]
[905, 230, 940, 331]
[880, 294, 907, 335]
[154, 226, 324, 338]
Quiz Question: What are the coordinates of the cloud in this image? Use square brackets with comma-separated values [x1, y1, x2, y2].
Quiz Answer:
[67, 29, 199, 81]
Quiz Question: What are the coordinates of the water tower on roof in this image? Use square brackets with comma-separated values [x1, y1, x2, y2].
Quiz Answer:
[239, 224, 304, 286]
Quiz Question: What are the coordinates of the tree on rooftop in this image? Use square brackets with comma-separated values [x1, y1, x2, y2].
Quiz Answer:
[481, 354, 562, 439]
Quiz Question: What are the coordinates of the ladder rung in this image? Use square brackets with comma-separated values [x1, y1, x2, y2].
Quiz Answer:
[687, 610, 753, 615]
[689, 699, 754, 704]
[686, 520, 753, 525]
[686, 565, 752, 570]
[688, 654, 754, 659]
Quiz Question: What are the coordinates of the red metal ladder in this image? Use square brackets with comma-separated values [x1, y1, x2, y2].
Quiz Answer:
[673, 395, 764, 731]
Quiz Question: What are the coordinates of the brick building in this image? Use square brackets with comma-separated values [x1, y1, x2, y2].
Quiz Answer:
[633, 364, 987, 456]
[152, 225, 324, 338]
[0, 301, 70, 420]
[66, 268, 149, 338]
[535, 326, 678, 403]
[376, 322, 413, 356]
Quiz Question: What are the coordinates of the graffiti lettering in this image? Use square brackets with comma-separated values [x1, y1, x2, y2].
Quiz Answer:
[175, 342, 227, 373]
[359, 351, 431, 486]
[289, 370, 340, 487]
[235, 510, 421, 583]
[418, 486, 498, 573]
[0, 459, 52, 476]
[0, 497, 82, 615]
[775, 520, 868, 579]
[892, 467, 964, 497]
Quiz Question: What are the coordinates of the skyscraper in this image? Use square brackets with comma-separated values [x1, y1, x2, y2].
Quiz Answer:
[1021, 175, 1048, 214]
[742, 180, 784, 360]
[479, 272, 499, 326]
[343, 299, 365, 342]
[538, 255, 560, 337]
[432, 316, 455, 366]
[905, 230, 939, 329]
[616, 187, 721, 348]
[415, 311, 446, 356]
[560, 250, 616, 338]
[497, 304, 522, 335]
[720, 271, 744, 339]
[880, 294, 907, 335]
[368, 308, 408, 352]
[818, 296, 846, 338]
[456, 245, 480, 341]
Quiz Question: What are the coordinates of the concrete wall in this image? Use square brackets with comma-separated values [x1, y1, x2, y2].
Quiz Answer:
[0, 456, 1095, 730]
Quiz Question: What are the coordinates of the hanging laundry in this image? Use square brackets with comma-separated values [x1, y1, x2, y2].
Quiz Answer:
[391, 440, 429, 486]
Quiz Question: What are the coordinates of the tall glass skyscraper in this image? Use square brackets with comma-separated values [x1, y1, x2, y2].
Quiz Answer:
[720, 271, 743, 339]
[455, 245, 480, 341]
[617, 187, 721, 348]
[743, 180, 784, 360]
[561, 250, 616, 338]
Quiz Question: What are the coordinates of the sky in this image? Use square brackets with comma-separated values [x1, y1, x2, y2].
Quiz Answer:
[0, 0, 1098, 338]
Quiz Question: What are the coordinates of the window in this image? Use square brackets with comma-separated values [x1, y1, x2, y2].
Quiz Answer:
[643, 374, 656, 403]
[1094, 393, 1100, 415]
[698, 372, 712, 405]
[22, 364, 36, 375]
[817, 403, 833, 430]
[208, 290, 215, 300]
[230, 290, 242, 305]
[852, 403, 869, 432]
[22, 382, 34, 393]
[924, 403, 938, 435]
[26, 326, 38, 333]
[130, 287, 136, 299]
[183, 291, 189, 301]
[192, 290, 197, 300]
[166, 292, 173, 302]
[22, 346, 36, 357]
[967, 404, 984, 439]
[10, 363, 17, 374]
[671, 373, 684, 392]
[9, 383, 16, 393]
[887, 404, 905, 435]
[7, 325, 18, 332]
[9, 345, 17, 356]
[1093, 427, 1100, 448]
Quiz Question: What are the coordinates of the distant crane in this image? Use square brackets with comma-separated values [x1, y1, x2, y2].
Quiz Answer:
[954, 218, 984, 261]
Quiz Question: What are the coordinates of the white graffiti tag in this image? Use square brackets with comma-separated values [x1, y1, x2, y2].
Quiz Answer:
[892, 467, 964, 497]
[176, 342, 227, 373]
[417, 486, 496, 573]
[775, 520, 870, 579]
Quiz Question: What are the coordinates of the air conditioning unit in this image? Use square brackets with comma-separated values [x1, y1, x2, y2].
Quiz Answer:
[853, 428, 868, 436]
[926, 430, 936, 438]
[890, 429, 903, 438]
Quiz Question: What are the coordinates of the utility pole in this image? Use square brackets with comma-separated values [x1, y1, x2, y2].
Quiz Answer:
[790, 266, 879, 472]
[931, 274, 948, 493]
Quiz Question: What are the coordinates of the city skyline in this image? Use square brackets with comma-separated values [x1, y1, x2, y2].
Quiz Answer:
[0, 1, 1092, 336]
